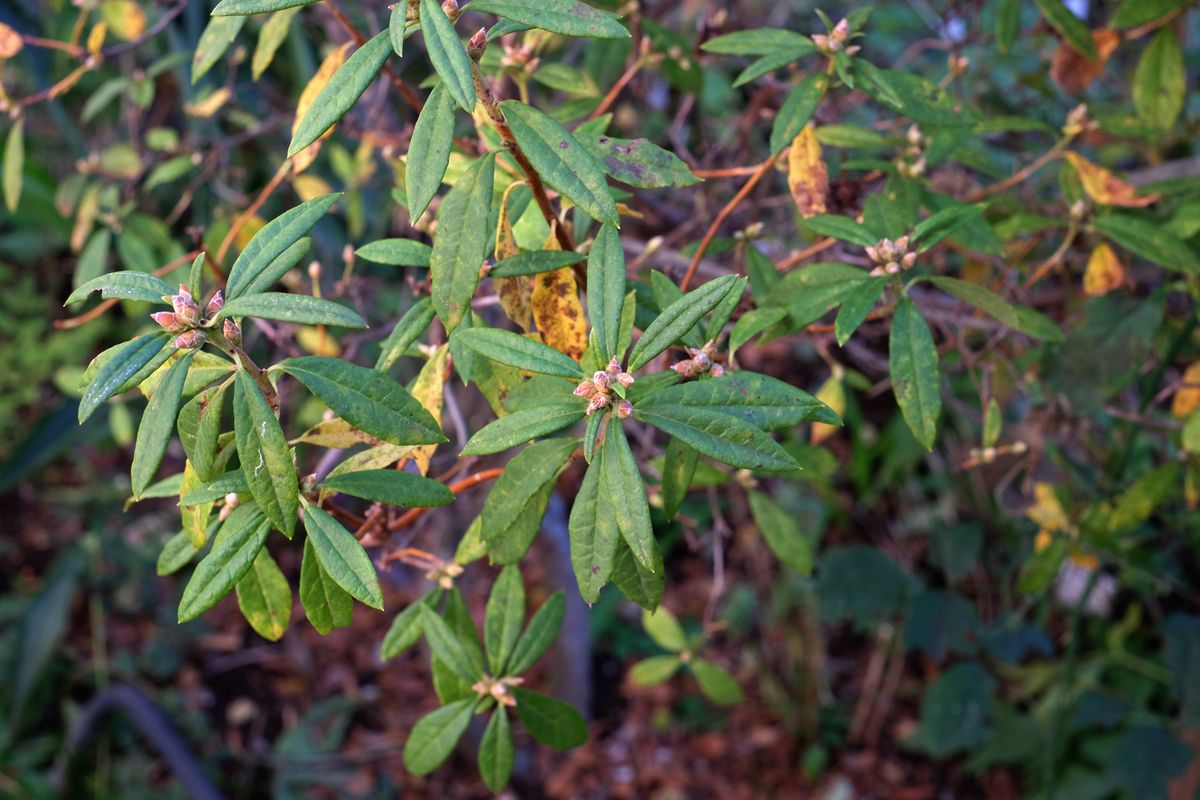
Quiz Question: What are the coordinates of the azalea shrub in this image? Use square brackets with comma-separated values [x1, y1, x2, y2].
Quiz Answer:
[2, 0, 1199, 794]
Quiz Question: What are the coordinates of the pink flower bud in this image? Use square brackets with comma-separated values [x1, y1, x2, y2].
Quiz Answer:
[616, 400, 633, 419]
[586, 394, 610, 416]
[222, 318, 241, 345]
[206, 290, 224, 317]
[467, 27, 487, 58]
[440, 0, 459, 20]
[902, 252, 918, 269]
[574, 380, 597, 399]
[692, 351, 711, 371]
[151, 311, 184, 332]
[616, 372, 635, 388]
[173, 330, 206, 350]
[592, 371, 611, 390]
[671, 360, 695, 377]
[895, 235, 910, 253]
[607, 357, 622, 375]
[710, 364, 725, 377]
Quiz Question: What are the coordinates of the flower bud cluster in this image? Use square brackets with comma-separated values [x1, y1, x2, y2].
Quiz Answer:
[1062, 104, 1096, 137]
[896, 125, 927, 178]
[152, 285, 225, 350]
[812, 19, 860, 56]
[866, 236, 917, 276]
[574, 357, 635, 417]
[671, 341, 724, 379]
[471, 675, 525, 708]
[425, 561, 464, 591]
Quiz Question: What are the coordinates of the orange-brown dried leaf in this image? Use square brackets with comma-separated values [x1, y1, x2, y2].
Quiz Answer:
[1051, 29, 1120, 94]
[0, 23, 24, 59]
[1065, 151, 1159, 208]
[496, 276, 534, 331]
[532, 267, 587, 361]
[1172, 362, 1200, 418]
[1083, 243, 1125, 296]
[787, 123, 828, 219]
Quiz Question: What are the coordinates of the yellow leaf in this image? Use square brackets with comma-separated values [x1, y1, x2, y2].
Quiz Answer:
[185, 86, 231, 118]
[787, 123, 828, 219]
[291, 43, 350, 174]
[532, 226, 586, 361]
[293, 173, 333, 202]
[1065, 152, 1159, 208]
[87, 22, 107, 56]
[1027, 482, 1069, 533]
[101, 0, 146, 42]
[1171, 362, 1200, 418]
[296, 325, 341, 357]
[180, 462, 213, 548]
[1083, 243, 1124, 296]
[0, 23, 24, 59]
[408, 345, 449, 475]
[811, 373, 844, 445]
[293, 418, 379, 448]
[235, 214, 266, 252]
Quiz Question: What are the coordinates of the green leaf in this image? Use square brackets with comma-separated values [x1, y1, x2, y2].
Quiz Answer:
[691, 659, 743, 705]
[924, 276, 1019, 328]
[1033, 0, 1097, 61]
[406, 82, 457, 220]
[511, 688, 587, 750]
[178, 469, 245, 506]
[389, 1, 408, 55]
[192, 15, 245, 84]
[403, 697, 477, 774]
[569, 458, 618, 603]
[131, 351, 193, 497]
[178, 382, 229, 483]
[587, 225, 627, 362]
[418, 604, 482, 681]
[485, 565, 525, 675]
[612, 538, 663, 611]
[462, 402, 585, 455]
[661, 436, 698, 521]
[235, 549, 292, 641]
[381, 591, 438, 658]
[642, 606, 686, 651]
[908, 661, 995, 757]
[854, 60, 979, 127]
[817, 545, 915, 623]
[490, 250, 585, 277]
[499, 100, 619, 225]
[701, 28, 814, 56]
[481, 438, 577, 564]
[507, 590, 565, 675]
[1093, 214, 1198, 274]
[79, 334, 170, 423]
[430, 153, 496, 330]
[225, 194, 340, 299]
[302, 503, 383, 609]
[769, 73, 827, 154]
[1110, 0, 1186, 30]
[455, 327, 585, 378]
[748, 491, 812, 574]
[157, 529, 204, 576]
[633, 405, 799, 471]
[178, 506, 269, 622]
[467, 0, 629, 39]
[3, 117, 23, 213]
[1133, 28, 1186, 132]
[627, 275, 737, 371]
[376, 298, 436, 371]
[288, 31, 392, 156]
[299, 536, 352, 634]
[982, 398, 1002, 448]
[835, 276, 886, 346]
[234, 369, 298, 537]
[601, 422, 656, 571]
[730, 307, 788, 355]
[629, 655, 680, 685]
[251, 8, 300, 79]
[420, 0, 476, 112]
[247, 238, 314, 297]
[802, 215, 877, 247]
[213, 0, 316, 13]
[1012, 306, 1063, 342]
[68, 272, 174, 307]
[478, 708, 515, 792]
[355, 238, 433, 267]
[218, 292, 367, 328]
[320, 469, 453, 507]
[912, 203, 986, 251]
[889, 297, 940, 451]
[576, 135, 700, 189]
[706, 277, 745, 343]
[280, 356, 447, 446]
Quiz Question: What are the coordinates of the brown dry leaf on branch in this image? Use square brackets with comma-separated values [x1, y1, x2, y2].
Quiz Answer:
[1051, 29, 1120, 93]
[1065, 151, 1159, 208]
